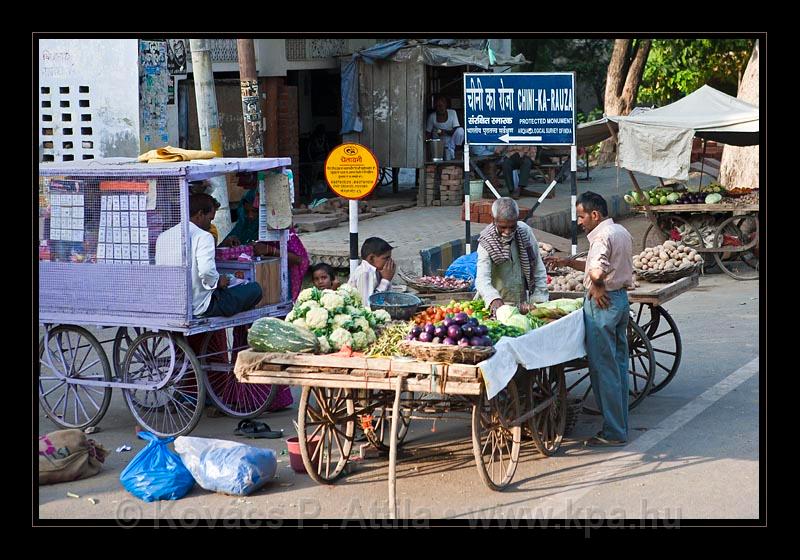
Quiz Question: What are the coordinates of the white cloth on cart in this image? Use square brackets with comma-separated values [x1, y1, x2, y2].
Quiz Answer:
[478, 309, 586, 400]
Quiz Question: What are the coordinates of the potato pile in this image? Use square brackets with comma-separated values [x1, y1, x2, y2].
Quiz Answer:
[634, 241, 703, 273]
[548, 270, 585, 292]
[538, 242, 554, 259]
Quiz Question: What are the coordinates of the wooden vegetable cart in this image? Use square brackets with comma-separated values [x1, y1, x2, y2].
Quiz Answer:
[234, 349, 568, 516]
[636, 203, 759, 281]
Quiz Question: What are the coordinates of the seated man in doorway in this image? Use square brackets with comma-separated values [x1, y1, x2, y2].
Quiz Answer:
[497, 145, 538, 199]
[426, 94, 465, 161]
[155, 193, 262, 317]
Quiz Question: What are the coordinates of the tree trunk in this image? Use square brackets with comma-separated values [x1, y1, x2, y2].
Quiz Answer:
[598, 39, 652, 165]
[718, 40, 759, 188]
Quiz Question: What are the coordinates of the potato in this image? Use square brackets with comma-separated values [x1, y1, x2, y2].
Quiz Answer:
[694, 254, 703, 262]
[659, 253, 669, 262]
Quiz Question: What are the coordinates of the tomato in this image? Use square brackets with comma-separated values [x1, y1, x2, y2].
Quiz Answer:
[465, 308, 474, 315]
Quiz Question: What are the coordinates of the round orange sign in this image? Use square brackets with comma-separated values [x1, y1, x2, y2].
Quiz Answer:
[324, 143, 379, 200]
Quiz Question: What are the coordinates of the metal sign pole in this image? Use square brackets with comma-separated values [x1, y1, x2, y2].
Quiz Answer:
[570, 144, 578, 256]
[349, 200, 359, 277]
[464, 142, 471, 254]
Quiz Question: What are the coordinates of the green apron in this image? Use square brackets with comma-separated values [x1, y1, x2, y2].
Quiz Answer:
[490, 240, 527, 306]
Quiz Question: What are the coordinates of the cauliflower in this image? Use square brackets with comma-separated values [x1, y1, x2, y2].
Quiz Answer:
[285, 309, 296, 322]
[329, 328, 353, 351]
[346, 305, 365, 317]
[353, 317, 371, 333]
[305, 307, 330, 330]
[300, 300, 320, 311]
[373, 309, 391, 324]
[292, 317, 309, 330]
[351, 331, 368, 351]
[297, 287, 319, 304]
[365, 311, 377, 328]
[332, 313, 353, 329]
[365, 327, 377, 344]
[317, 336, 331, 354]
[337, 284, 357, 298]
[321, 291, 345, 312]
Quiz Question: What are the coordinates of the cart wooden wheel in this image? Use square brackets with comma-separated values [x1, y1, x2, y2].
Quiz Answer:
[566, 319, 655, 415]
[361, 390, 413, 452]
[471, 378, 521, 491]
[642, 214, 704, 252]
[121, 332, 205, 437]
[632, 304, 682, 393]
[712, 215, 759, 280]
[112, 327, 144, 379]
[39, 325, 112, 429]
[198, 325, 276, 418]
[527, 366, 567, 456]
[298, 386, 355, 484]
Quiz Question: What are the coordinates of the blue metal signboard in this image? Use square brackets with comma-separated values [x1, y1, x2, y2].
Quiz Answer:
[463, 72, 576, 145]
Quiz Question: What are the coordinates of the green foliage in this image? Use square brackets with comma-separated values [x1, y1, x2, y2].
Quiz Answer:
[511, 39, 613, 109]
[638, 39, 754, 106]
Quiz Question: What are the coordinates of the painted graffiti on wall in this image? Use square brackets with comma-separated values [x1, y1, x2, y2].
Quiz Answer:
[40, 49, 75, 79]
[138, 40, 170, 150]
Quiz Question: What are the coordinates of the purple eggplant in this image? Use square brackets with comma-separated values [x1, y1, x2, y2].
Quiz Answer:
[462, 324, 475, 338]
[442, 317, 454, 328]
[469, 336, 485, 347]
[475, 324, 489, 336]
[468, 317, 479, 326]
[410, 326, 422, 337]
[405, 334, 415, 340]
[482, 336, 494, 347]
[443, 337, 457, 345]
[453, 312, 469, 325]
[434, 325, 448, 338]
[447, 324, 463, 340]
[424, 323, 436, 336]
[418, 332, 433, 343]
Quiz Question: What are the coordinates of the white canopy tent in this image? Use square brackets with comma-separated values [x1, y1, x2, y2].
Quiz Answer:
[576, 85, 759, 180]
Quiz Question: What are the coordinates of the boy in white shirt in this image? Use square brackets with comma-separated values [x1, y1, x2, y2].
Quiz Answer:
[348, 237, 395, 310]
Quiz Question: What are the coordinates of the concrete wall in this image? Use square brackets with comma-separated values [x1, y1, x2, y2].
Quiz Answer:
[39, 39, 140, 161]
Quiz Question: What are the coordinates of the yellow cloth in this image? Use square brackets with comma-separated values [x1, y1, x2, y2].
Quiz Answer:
[137, 146, 218, 163]
[209, 224, 219, 245]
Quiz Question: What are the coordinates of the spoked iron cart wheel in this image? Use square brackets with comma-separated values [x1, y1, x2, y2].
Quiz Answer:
[631, 303, 682, 393]
[121, 332, 206, 437]
[471, 378, 522, 491]
[526, 366, 567, 456]
[198, 325, 276, 418]
[39, 325, 113, 430]
[112, 327, 145, 379]
[298, 386, 356, 484]
[712, 214, 759, 280]
[565, 319, 655, 415]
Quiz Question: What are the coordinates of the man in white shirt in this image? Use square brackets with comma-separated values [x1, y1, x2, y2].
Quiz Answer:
[426, 94, 465, 160]
[155, 193, 262, 317]
[348, 237, 395, 310]
[475, 198, 549, 314]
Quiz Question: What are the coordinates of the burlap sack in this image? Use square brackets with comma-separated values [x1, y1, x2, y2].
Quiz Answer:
[38, 429, 109, 485]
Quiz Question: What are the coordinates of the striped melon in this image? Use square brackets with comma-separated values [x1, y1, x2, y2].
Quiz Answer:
[248, 318, 320, 353]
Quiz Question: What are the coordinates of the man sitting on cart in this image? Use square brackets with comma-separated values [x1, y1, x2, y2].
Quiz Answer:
[475, 197, 549, 314]
[155, 193, 262, 317]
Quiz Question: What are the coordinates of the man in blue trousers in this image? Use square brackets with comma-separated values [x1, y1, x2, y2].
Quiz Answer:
[545, 191, 634, 446]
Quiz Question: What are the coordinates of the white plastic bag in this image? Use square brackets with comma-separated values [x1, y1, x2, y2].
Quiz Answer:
[174, 436, 277, 496]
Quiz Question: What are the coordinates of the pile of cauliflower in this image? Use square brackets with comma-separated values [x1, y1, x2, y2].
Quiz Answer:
[285, 284, 391, 353]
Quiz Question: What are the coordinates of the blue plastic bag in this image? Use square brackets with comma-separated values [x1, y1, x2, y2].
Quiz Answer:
[120, 431, 195, 502]
[174, 436, 277, 496]
[445, 252, 478, 289]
